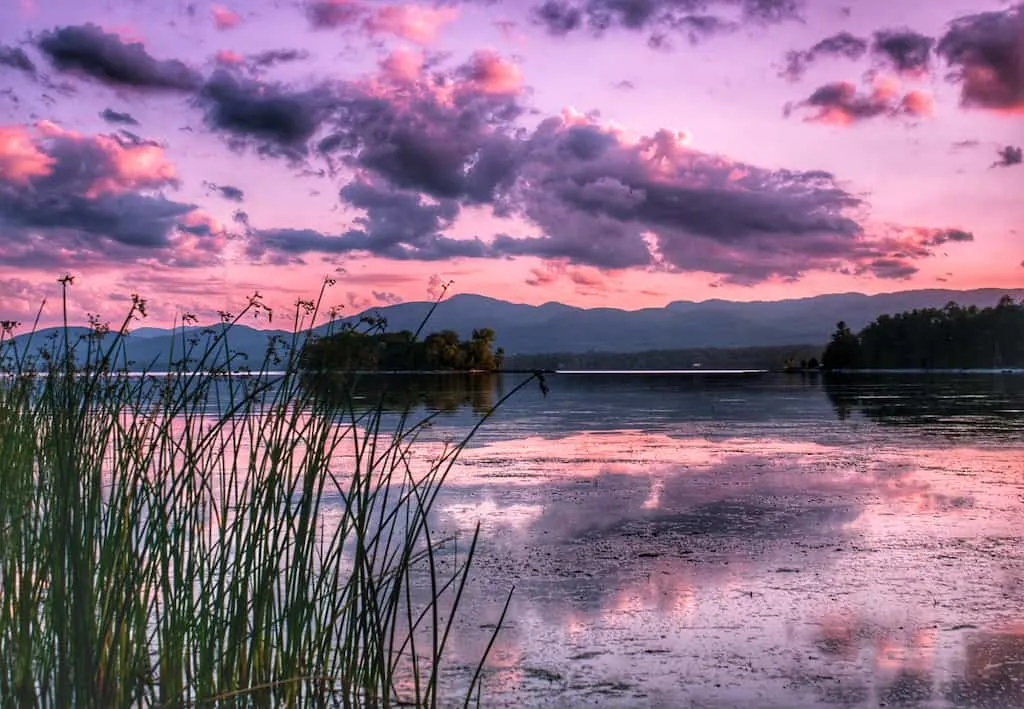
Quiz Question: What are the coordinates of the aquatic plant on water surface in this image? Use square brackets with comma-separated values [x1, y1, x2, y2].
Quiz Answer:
[0, 277, 533, 708]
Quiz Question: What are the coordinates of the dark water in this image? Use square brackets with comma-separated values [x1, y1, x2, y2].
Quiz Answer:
[384, 372, 1024, 708]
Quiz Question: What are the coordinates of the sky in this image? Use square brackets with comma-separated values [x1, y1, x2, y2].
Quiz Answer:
[0, 0, 1021, 327]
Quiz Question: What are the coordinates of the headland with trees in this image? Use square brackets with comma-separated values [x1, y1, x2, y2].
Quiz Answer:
[822, 296, 1024, 370]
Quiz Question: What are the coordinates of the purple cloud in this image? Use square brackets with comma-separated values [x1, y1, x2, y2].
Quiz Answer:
[0, 44, 36, 75]
[0, 124, 223, 268]
[992, 145, 1022, 168]
[788, 79, 933, 125]
[99, 108, 139, 126]
[531, 0, 803, 42]
[197, 69, 338, 160]
[37, 24, 201, 91]
[870, 29, 934, 76]
[937, 4, 1024, 114]
[780, 32, 868, 81]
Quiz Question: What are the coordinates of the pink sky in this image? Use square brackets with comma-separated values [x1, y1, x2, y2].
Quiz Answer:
[0, 0, 1021, 327]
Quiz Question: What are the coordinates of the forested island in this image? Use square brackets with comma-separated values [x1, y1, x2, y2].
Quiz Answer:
[822, 296, 1024, 370]
[299, 327, 504, 372]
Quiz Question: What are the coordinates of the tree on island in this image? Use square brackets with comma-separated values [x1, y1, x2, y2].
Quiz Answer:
[300, 327, 503, 372]
[822, 296, 1024, 370]
[821, 321, 863, 370]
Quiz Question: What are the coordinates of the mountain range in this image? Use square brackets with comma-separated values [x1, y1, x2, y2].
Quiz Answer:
[7, 288, 1021, 370]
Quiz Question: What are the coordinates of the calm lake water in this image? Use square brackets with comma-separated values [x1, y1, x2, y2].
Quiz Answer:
[374, 372, 1024, 708]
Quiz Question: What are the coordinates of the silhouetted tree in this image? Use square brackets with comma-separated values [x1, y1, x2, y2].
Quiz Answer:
[821, 321, 863, 370]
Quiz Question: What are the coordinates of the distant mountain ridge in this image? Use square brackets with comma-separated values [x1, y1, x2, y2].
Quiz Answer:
[7, 288, 1022, 370]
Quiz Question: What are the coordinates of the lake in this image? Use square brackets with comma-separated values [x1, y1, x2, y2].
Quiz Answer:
[368, 371, 1024, 708]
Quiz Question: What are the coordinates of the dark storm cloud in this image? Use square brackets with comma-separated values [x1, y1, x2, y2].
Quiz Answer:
[0, 44, 36, 74]
[870, 29, 934, 75]
[530, 0, 803, 41]
[37, 24, 202, 91]
[99, 108, 140, 125]
[936, 4, 1024, 113]
[197, 70, 337, 159]
[992, 145, 1023, 168]
[780, 31, 868, 81]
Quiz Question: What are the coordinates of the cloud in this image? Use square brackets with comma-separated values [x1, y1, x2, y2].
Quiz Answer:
[248, 177, 490, 262]
[212, 6, 241, 30]
[248, 48, 310, 69]
[491, 111, 966, 284]
[0, 44, 36, 74]
[215, 49, 245, 66]
[363, 4, 460, 44]
[304, 1, 458, 43]
[456, 51, 523, 96]
[0, 125, 54, 184]
[992, 145, 1023, 168]
[781, 28, 934, 81]
[197, 69, 337, 160]
[780, 32, 868, 81]
[870, 29, 934, 76]
[204, 181, 246, 201]
[37, 24, 202, 91]
[372, 290, 403, 304]
[951, 139, 980, 150]
[99, 108, 139, 126]
[306, 0, 362, 29]
[526, 260, 609, 292]
[225, 45, 962, 285]
[531, 0, 803, 43]
[319, 53, 525, 200]
[789, 76, 933, 125]
[379, 47, 425, 82]
[936, 4, 1024, 114]
[859, 257, 917, 279]
[0, 123, 221, 268]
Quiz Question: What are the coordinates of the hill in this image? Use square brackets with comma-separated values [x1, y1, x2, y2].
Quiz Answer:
[5, 288, 1022, 370]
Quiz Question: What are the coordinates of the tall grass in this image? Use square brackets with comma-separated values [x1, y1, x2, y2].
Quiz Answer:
[0, 281, 528, 708]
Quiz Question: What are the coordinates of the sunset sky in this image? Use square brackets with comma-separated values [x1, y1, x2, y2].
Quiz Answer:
[0, 0, 1021, 326]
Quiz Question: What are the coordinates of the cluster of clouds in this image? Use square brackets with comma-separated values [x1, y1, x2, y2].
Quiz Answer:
[528, 0, 804, 47]
[782, 4, 1024, 126]
[2, 0, 1013, 287]
[0, 122, 225, 269]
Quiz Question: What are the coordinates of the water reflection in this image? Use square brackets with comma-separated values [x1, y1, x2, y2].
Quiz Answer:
[948, 624, 1024, 708]
[302, 372, 502, 414]
[335, 372, 1024, 449]
[373, 373, 1024, 707]
[822, 374, 1024, 440]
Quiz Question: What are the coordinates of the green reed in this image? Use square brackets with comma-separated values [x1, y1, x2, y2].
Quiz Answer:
[0, 282, 526, 708]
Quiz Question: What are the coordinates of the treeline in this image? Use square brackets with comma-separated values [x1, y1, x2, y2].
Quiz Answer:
[504, 344, 823, 371]
[299, 328, 503, 372]
[822, 296, 1024, 370]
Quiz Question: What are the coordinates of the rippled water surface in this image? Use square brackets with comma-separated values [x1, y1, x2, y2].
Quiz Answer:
[370, 372, 1024, 708]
